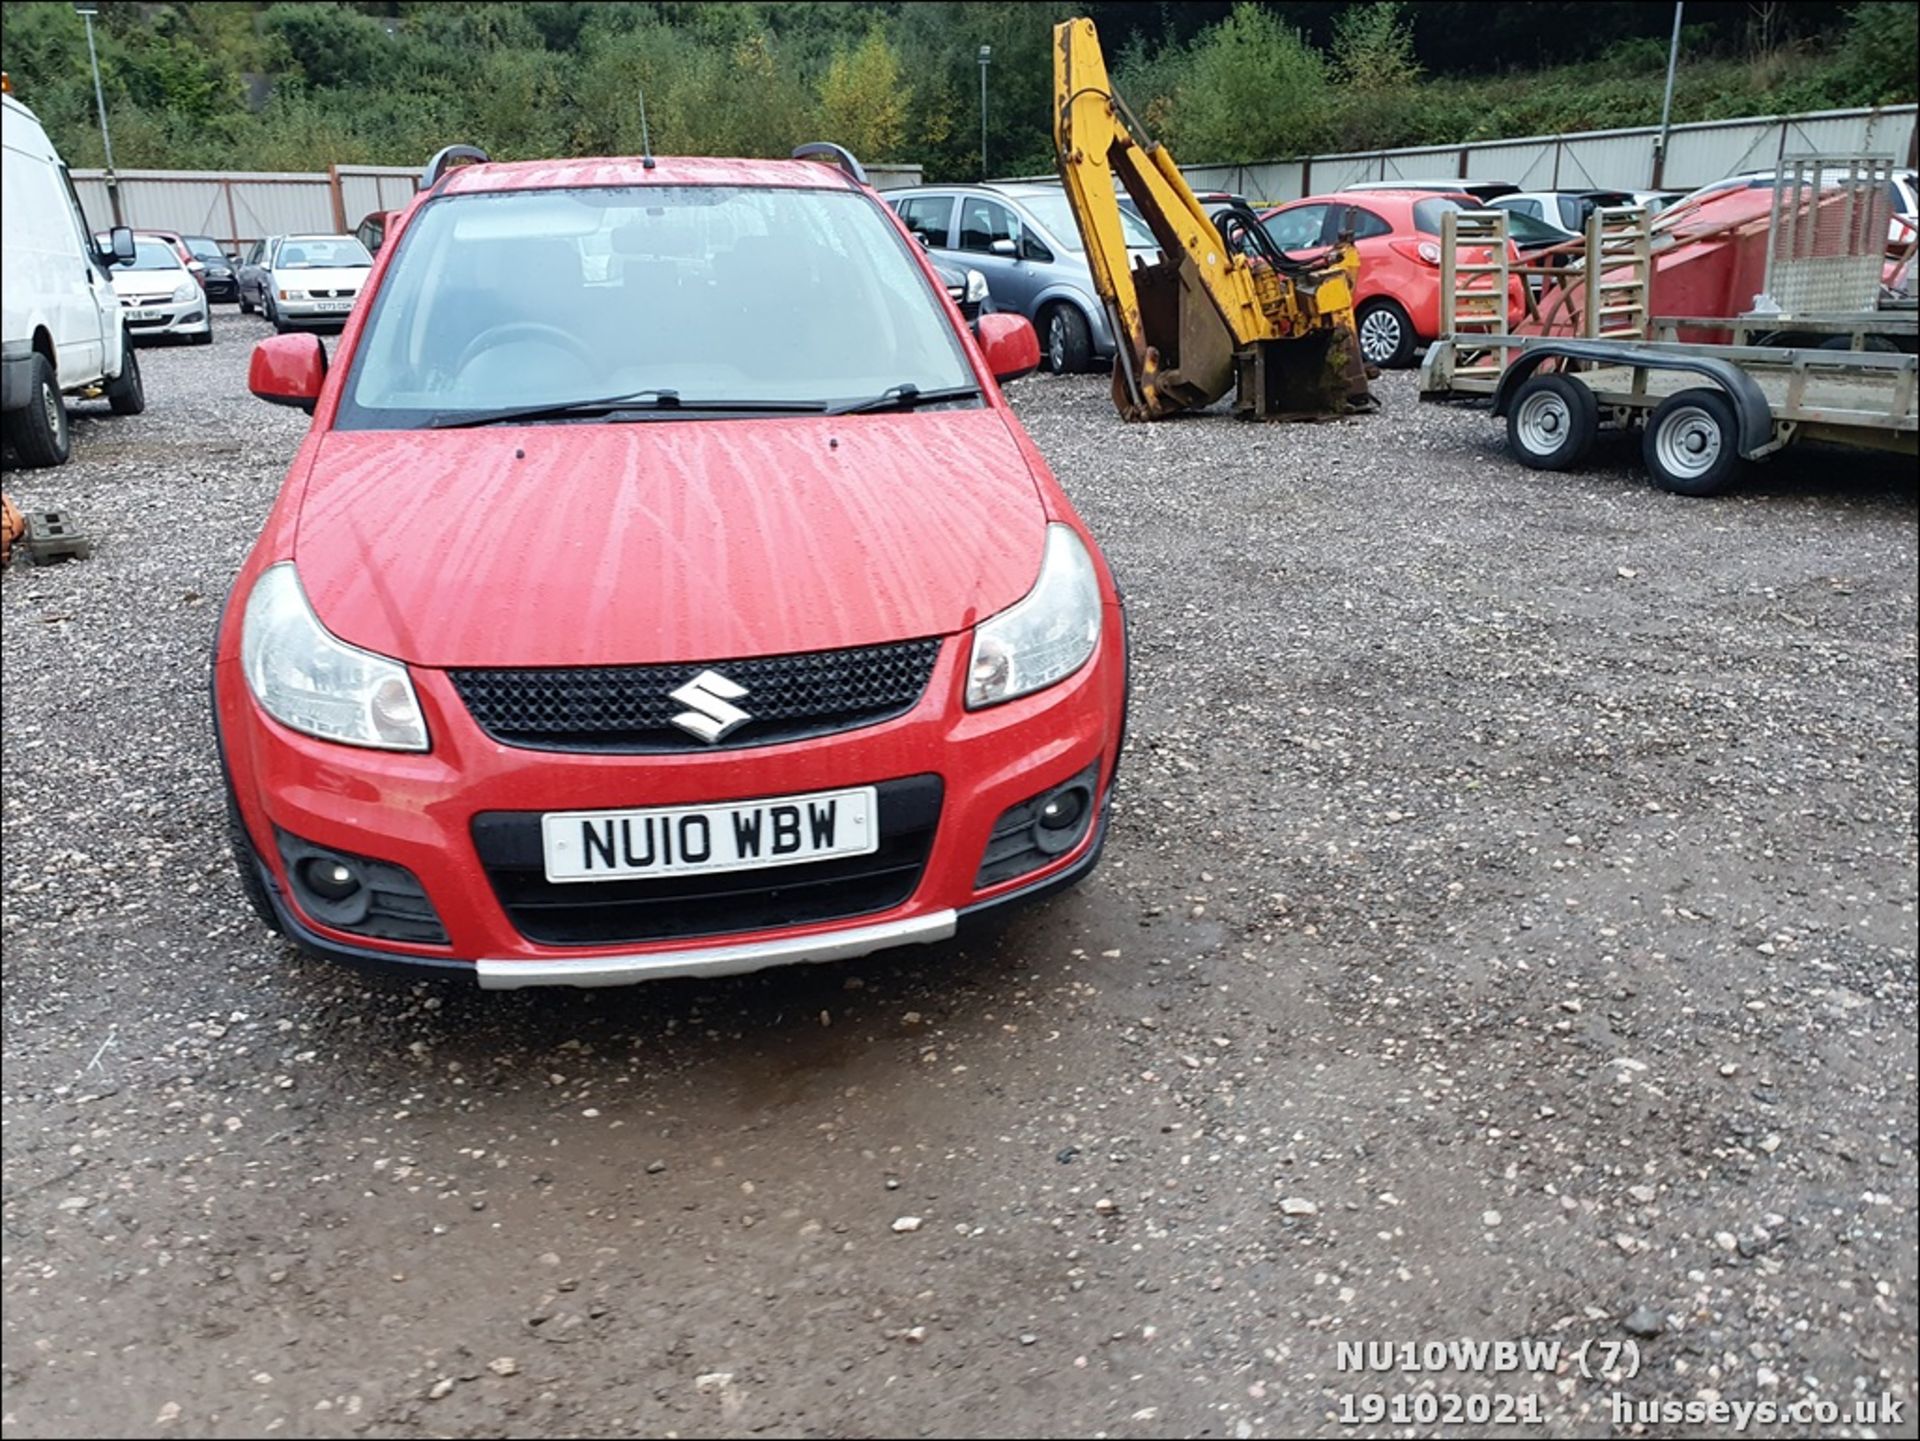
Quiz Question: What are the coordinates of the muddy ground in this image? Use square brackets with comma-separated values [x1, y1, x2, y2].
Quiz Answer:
[3, 320, 1915, 1438]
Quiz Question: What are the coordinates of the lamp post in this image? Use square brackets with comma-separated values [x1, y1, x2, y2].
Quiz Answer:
[978, 44, 991, 179]
[1652, 1, 1683, 188]
[75, 4, 122, 224]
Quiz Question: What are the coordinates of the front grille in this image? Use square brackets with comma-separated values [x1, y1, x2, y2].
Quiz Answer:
[450, 637, 944, 753]
[472, 775, 942, 946]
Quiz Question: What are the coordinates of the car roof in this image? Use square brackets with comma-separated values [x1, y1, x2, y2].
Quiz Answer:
[436, 155, 865, 196]
[1286, 189, 1467, 207]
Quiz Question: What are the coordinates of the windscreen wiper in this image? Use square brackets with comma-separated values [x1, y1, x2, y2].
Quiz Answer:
[427, 389, 829, 429]
[825, 383, 983, 416]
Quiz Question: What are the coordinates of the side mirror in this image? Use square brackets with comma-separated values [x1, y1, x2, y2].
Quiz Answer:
[108, 225, 136, 266]
[975, 312, 1040, 383]
[988, 237, 1018, 258]
[249, 333, 327, 415]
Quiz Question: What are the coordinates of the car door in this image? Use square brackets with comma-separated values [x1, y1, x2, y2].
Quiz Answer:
[51, 162, 108, 382]
[240, 239, 269, 304]
[954, 195, 1035, 318]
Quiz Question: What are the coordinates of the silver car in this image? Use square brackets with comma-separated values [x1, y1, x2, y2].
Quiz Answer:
[237, 233, 374, 332]
[886, 184, 1157, 373]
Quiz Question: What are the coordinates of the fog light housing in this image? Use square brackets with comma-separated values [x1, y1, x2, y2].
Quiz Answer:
[302, 856, 361, 901]
[976, 761, 1101, 889]
[276, 831, 449, 944]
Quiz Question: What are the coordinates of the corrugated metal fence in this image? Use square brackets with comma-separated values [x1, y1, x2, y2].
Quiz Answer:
[73, 160, 925, 248]
[1177, 104, 1916, 206]
[72, 164, 417, 248]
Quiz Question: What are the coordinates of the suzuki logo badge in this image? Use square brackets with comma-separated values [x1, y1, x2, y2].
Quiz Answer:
[670, 669, 751, 743]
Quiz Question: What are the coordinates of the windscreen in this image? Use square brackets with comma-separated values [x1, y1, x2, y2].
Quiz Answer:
[340, 185, 974, 429]
[186, 237, 225, 260]
[278, 237, 372, 269]
[1021, 192, 1157, 250]
[126, 238, 183, 271]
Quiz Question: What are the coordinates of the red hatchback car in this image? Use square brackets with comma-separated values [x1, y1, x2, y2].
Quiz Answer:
[1260, 190, 1525, 368]
[213, 144, 1128, 989]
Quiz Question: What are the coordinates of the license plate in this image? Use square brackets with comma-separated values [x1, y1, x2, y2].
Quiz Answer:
[127, 308, 164, 321]
[542, 786, 878, 883]
[317, 299, 353, 312]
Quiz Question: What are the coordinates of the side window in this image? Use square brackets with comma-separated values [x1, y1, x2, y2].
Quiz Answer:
[957, 198, 1016, 254]
[1336, 205, 1393, 241]
[1557, 196, 1584, 230]
[1018, 222, 1053, 264]
[1266, 203, 1328, 252]
[896, 195, 955, 248]
[55, 165, 100, 260]
[1516, 199, 1545, 220]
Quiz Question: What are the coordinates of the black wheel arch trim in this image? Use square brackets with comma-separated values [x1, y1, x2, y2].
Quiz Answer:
[1490, 341, 1773, 457]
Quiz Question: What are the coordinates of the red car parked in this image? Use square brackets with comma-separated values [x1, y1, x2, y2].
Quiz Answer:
[1259, 190, 1526, 368]
[213, 144, 1128, 989]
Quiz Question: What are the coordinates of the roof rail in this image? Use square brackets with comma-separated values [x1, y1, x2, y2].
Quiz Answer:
[420, 144, 491, 191]
[792, 142, 867, 187]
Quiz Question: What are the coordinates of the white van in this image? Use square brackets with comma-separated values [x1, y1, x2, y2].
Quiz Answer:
[2, 88, 143, 467]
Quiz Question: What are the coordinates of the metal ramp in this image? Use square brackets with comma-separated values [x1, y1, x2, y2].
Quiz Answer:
[1438, 208, 1511, 384]
[1583, 207, 1653, 340]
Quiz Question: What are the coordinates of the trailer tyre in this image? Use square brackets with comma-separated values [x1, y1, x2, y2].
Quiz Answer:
[1506, 373, 1597, 471]
[1643, 387, 1745, 497]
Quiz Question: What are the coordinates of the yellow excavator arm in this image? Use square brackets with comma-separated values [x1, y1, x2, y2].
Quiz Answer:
[1052, 16, 1374, 421]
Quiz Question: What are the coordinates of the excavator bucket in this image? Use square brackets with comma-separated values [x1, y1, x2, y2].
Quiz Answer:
[1053, 16, 1374, 423]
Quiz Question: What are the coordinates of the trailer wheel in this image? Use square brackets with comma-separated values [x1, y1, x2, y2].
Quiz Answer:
[1506, 373, 1597, 471]
[1643, 387, 1745, 497]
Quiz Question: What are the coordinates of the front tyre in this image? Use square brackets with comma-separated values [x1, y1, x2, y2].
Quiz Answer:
[105, 335, 146, 415]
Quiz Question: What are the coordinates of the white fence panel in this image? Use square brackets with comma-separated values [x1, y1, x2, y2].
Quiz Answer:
[335, 166, 419, 227]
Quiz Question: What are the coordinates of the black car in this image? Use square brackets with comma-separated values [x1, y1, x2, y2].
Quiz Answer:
[928, 255, 990, 327]
[183, 234, 239, 303]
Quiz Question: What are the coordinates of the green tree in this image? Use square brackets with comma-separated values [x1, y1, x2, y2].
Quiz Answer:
[1168, 3, 1330, 163]
[816, 25, 911, 161]
[1330, 2, 1421, 93]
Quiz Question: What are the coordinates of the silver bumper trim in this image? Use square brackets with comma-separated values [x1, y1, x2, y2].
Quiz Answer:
[474, 909, 958, 989]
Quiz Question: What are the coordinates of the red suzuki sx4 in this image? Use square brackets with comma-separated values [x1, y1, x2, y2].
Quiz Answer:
[212, 145, 1128, 988]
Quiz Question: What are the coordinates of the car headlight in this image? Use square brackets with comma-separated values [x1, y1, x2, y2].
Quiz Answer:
[965, 268, 990, 304]
[279, 289, 302, 301]
[241, 563, 428, 751]
[966, 524, 1102, 708]
[172, 279, 199, 303]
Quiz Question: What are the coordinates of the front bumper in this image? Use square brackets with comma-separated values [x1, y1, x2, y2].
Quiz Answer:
[216, 617, 1126, 986]
[121, 296, 210, 340]
[275, 296, 360, 324]
[203, 275, 239, 302]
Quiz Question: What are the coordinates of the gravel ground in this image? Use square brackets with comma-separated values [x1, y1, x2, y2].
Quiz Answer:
[3, 318, 1916, 1439]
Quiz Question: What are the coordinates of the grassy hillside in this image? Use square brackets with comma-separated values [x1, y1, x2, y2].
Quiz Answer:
[1, 1, 1912, 179]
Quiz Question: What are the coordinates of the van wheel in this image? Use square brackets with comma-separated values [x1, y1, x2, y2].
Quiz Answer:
[1044, 305, 1093, 373]
[10, 354, 71, 468]
[106, 336, 146, 415]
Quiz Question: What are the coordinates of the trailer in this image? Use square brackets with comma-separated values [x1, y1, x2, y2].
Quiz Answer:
[1420, 191, 1919, 496]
